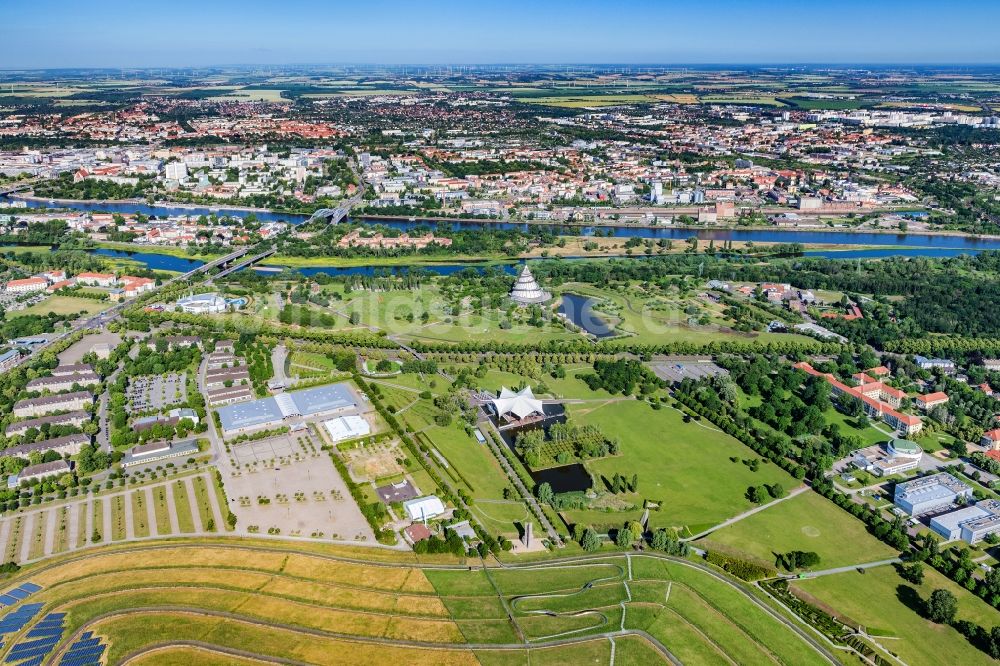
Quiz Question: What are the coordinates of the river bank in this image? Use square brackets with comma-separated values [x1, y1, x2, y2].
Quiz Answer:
[10, 193, 989, 241]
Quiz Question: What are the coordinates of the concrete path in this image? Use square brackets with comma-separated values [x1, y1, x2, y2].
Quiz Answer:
[0, 517, 11, 559]
[184, 477, 204, 533]
[19, 512, 34, 563]
[165, 482, 181, 534]
[68, 503, 80, 550]
[795, 558, 901, 579]
[145, 488, 158, 538]
[684, 486, 809, 541]
[124, 493, 136, 540]
[43, 509, 56, 557]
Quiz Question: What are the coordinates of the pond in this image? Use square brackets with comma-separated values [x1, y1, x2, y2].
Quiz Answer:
[530, 463, 593, 494]
[558, 293, 616, 339]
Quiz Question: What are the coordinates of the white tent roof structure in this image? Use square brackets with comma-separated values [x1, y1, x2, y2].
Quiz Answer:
[510, 265, 551, 304]
[491, 386, 545, 420]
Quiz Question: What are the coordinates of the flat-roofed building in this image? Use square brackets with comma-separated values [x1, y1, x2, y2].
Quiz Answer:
[960, 500, 1000, 544]
[122, 439, 200, 467]
[3, 433, 90, 459]
[0, 349, 21, 372]
[323, 415, 371, 443]
[404, 495, 445, 522]
[13, 391, 92, 418]
[853, 439, 922, 477]
[5, 411, 89, 437]
[931, 504, 994, 541]
[216, 382, 358, 437]
[894, 472, 973, 516]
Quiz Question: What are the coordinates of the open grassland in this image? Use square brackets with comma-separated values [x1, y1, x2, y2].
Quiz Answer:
[0, 541, 835, 665]
[795, 565, 997, 666]
[571, 400, 799, 534]
[697, 490, 898, 568]
[8, 295, 107, 319]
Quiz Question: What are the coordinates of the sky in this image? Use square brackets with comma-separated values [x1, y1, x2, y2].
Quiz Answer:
[3, 0, 1000, 69]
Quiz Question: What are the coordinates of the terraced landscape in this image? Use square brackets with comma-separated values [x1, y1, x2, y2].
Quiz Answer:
[0, 541, 838, 665]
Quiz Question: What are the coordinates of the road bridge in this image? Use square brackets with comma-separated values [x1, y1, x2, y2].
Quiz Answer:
[306, 207, 349, 224]
[208, 248, 277, 281]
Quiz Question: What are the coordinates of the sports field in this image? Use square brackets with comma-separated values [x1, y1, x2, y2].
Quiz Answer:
[0, 541, 834, 665]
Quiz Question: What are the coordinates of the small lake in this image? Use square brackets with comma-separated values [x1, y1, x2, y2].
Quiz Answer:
[558, 293, 616, 339]
[530, 463, 593, 494]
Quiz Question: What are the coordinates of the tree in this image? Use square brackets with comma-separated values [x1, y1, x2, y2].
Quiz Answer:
[901, 562, 925, 585]
[615, 527, 633, 548]
[581, 528, 601, 552]
[536, 482, 554, 506]
[926, 588, 958, 624]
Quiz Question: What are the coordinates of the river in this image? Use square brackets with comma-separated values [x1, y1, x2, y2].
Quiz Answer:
[7, 195, 1000, 255]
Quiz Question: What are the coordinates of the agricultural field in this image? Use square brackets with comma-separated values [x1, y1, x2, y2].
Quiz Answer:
[569, 400, 800, 535]
[794, 565, 998, 666]
[0, 541, 835, 665]
[697, 490, 898, 569]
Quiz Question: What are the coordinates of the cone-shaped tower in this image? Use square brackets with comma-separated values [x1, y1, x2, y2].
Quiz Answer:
[510, 265, 551, 305]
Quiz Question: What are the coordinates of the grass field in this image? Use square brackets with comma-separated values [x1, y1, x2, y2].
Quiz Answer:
[8, 295, 108, 319]
[570, 400, 799, 535]
[794, 565, 997, 666]
[0, 540, 834, 665]
[698, 490, 897, 569]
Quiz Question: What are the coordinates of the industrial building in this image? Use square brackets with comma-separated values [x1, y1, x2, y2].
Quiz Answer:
[894, 473, 972, 516]
[216, 382, 359, 437]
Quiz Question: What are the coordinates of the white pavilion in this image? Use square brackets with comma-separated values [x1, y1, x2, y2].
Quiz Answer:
[510, 265, 551, 305]
[491, 386, 545, 423]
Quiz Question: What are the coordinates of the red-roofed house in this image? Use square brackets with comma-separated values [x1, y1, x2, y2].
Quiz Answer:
[404, 523, 432, 544]
[794, 361, 922, 435]
[978, 383, 993, 397]
[77, 272, 117, 287]
[915, 392, 949, 411]
[981, 429, 1000, 450]
[868, 366, 891, 377]
[5, 277, 48, 294]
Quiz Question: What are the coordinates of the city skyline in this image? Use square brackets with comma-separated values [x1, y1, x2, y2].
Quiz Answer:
[3, 0, 1000, 69]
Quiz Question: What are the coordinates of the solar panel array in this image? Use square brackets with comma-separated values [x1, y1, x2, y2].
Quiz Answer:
[0, 604, 42, 637]
[0, 583, 42, 609]
[58, 632, 107, 666]
[4, 611, 65, 665]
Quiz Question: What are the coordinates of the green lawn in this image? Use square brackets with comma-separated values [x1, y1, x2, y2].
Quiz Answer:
[824, 408, 891, 446]
[570, 400, 799, 535]
[795, 566, 997, 666]
[698, 490, 898, 569]
[171, 481, 196, 533]
[421, 423, 512, 500]
[10, 295, 108, 319]
[131, 491, 150, 538]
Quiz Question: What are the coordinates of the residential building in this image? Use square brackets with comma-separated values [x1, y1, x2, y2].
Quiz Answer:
[75, 272, 117, 287]
[914, 355, 956, 372]
[981, 429, 1000, 450]
[13, 391, 92, 418]
[5, 411, 90, 437]
[5, 277, 48, 294]
[0, 349, 21, 372]
[25, 371, 100, 394]
[6, 460, 72, 489]
[916, 392, 949, 411]
[3, 433, 91, 458]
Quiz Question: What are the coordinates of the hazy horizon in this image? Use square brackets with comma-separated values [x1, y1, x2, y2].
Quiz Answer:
[3, 0, 999, 69]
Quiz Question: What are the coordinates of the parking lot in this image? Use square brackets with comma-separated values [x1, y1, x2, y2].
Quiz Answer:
[126, 372, 188, 411]
[222, 430, 374, 542]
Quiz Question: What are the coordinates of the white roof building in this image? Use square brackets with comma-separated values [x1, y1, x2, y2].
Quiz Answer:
[323, 415, 371, 443]
[404, 495, 445, 522]
[491, 386, 545, 420]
